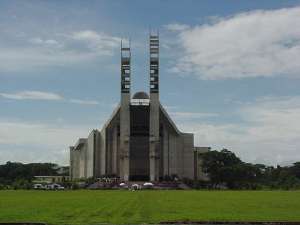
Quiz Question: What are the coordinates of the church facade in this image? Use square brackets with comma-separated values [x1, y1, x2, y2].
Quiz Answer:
[69, 34, 210, 181]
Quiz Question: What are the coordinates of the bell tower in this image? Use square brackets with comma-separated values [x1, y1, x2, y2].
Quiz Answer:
[149, 32, 160, 181]
[120, 40, 131, 181]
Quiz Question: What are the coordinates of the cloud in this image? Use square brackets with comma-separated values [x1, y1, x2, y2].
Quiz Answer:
[170, 7, 300, 79]
[0, 120, 92, 164]
[176, 95, 300, 165]
[69, 99, 99, 105]
[72, 30, 120, 45]
[240, 96, 300, 143]
[0, 30, 120, 72]
[71, 30, 121, 55]
[29, 38, 60, 47]
[1, 95, 300, 165]
[0, 91, 63, 100]
[0, 47, 97, 71]
[163, 105, 219, 121]
[164, 23, 190, 32]
[169, 111, 218, 120]
[0, 90, 99, 105]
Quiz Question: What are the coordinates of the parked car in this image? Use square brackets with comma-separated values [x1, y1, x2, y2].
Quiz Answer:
[33, 183, 45, 190]
[143, 182, 154, 189]
[119, 182, 128, 189]
[46, 183, 65, 190]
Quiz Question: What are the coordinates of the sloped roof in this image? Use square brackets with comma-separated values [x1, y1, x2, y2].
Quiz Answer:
[101, 102, 182, 135]
[101, 103, 120, 131]
[159, 104, 181, 135]
[74, 138, 87, 150]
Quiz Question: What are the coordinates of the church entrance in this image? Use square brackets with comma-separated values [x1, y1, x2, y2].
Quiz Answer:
[129, 136, 149, 181]
[129, 105, 150, 181]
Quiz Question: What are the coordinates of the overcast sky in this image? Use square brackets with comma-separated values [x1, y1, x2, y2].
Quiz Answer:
[1, 0, 300, 166]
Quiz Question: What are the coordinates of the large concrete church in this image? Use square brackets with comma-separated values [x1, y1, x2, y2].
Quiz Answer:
[69, 34, 210, 181]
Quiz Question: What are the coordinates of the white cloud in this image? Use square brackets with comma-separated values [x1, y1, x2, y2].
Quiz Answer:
[0, 91, 63, 100]
[0, 120, 92, 164]
[69, 99, 99, 105]
[163, 105, 219, 121]
[0, 30, 120, 72]
[176, 95, 300, 165]
[0, 90, 100, 105]
[169, 111, 218, 120]
[164, 23, 190, 32]
[0, 47, 98, 72]
[29, 38, 60, 46]
[71, 30, 121, 55]
[1, 96, 300, 165]
[240, 96, 300, 142]
[171, 7, 300, 79]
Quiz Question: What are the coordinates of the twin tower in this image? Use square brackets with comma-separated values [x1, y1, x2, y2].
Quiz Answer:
[120, 34, 160, 181]
[70, 34, 209, 182]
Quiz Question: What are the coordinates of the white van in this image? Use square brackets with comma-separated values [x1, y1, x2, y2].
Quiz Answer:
[33, 183, 45, 190]
[46, 183, 65, 190]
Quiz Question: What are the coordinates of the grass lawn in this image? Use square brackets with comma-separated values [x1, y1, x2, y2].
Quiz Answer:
[0, 190, 300, 224]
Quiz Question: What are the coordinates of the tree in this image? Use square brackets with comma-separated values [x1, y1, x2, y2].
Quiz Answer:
[201, 149, 283, 189]
[0, 161, 60, 186]
[202, 149, 243, 188]
[290, 162, 300, 179]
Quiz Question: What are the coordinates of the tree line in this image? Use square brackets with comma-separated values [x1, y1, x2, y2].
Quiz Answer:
[1, 149, 300, 190]
[197, 149, 300, 189]
[0, 162, 68, 189]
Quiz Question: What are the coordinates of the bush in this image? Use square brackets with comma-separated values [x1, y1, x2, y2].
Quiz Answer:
[11, 179, 32, 190]
[182, 177, 194, 187]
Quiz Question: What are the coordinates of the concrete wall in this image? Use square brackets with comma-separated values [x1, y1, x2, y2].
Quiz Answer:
[93, 130, 102, 178]
[168, 131, 179, 176]
[120, 94, 130, 181]
[159, 107, 195, 180]
[69, 146, 75, 179]
[70, 131, 103, 180]
[71, 148, 81, 179]
[86, 130, 96, 178]
[182, 133, 195, 179]
[111, 126, 118, 175]
[70, 145, 85, 180]
[102, 112, 120, 177]
[79, 143, 87, 178]
[86, 132, 93, 178]
[149, 93, 160, 181]
[194, 147, 210, 181]
[100, 127, 106, 176]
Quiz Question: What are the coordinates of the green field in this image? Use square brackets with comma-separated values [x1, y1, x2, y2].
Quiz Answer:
[0, 190, 300, 224]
